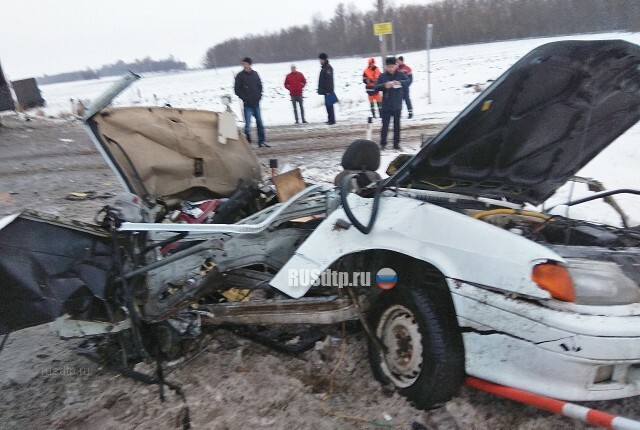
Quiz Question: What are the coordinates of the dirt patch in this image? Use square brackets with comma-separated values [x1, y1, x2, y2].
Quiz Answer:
[1, 114, 638, 429]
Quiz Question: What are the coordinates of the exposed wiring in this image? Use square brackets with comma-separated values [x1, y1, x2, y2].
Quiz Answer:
[340, 174, 384, 234]
[318, 322, 396, 429]
[472, 208, 552, 221]
[417, 179, 458, 190]
[111, 232, 148, 359]
[322, 322, 346, 400]
[104, 135, 150, 198]
[141, 231, 188, 255]
[565, 180, 576, 219]
[564, 180, 576, 246]
[0, 332, 9, 356]
[79, 347, 191, 429]
[346, 285, 387, 354]
[546, 189, 640, 227]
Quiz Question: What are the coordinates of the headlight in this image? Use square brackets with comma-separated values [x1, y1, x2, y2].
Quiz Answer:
[566, 259, 640, 305]
[532, 262, 575, 302]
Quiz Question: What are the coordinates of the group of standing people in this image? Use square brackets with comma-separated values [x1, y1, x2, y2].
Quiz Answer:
[283, 52, 337, 125]
[234, 52, 413, 151]
[233, 53, 337, 147]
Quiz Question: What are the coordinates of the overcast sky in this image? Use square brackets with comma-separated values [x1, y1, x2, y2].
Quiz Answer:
[0, 0, 427, 80]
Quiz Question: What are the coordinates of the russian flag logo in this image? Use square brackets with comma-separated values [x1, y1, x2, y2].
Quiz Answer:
[376, 268, 397, 290]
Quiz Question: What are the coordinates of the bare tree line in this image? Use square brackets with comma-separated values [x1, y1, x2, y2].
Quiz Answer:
[38, 56, 187, 85]
[203, 0, 640, 68]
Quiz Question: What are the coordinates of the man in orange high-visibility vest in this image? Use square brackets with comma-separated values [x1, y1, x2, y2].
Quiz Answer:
[363, 57, 382, 119]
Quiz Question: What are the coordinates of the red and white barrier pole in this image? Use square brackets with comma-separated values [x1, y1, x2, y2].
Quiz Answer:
[466, 377, 640, 430]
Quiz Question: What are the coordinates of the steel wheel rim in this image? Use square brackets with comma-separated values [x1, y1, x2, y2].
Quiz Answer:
[376, 304, 424, 388]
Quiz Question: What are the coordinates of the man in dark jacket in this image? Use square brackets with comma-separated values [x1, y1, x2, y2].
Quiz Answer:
[317, 53, 336, 125]
[284, 64, 307, 124]
[397, 56, 413, 118]
[234, 57, 269, 147]
[374, 57, 409, 150]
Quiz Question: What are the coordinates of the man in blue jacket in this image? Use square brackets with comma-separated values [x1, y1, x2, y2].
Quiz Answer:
[374, 57, 409, 150]
[234, 57, 269, 147]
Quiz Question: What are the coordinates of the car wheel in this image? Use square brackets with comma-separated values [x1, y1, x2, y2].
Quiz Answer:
[367, 281, 465, 410]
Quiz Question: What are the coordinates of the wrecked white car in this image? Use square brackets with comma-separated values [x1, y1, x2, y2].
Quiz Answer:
[2, 40, 640, 411]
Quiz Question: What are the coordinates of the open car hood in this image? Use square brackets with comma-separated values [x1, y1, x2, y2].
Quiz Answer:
[389, 40, 640, 205]
[83, 76, 261, 201]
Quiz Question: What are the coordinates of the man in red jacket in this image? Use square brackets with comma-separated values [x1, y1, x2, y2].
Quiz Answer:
[397, 56, 413, 118]
[284, 64, 308, 124]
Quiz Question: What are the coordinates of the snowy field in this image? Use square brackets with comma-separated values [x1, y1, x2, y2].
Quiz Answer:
[38, 31, 640, 226]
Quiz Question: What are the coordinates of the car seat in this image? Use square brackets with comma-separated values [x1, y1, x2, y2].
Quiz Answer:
[334, 139, 381, 188]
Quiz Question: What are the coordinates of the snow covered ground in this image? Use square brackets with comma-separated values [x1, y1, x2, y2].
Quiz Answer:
[39, 31, 640, 124]
[3, 32, 640, 429]
[38, 31, 640, 226]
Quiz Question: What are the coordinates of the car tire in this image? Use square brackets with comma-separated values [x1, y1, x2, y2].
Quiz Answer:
[367, 280, 465, 410]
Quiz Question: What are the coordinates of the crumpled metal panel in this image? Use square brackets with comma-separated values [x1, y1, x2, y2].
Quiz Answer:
[0, 61, 14, 112]
[0, 211, 114, 334]
[10, 77, 45, 109]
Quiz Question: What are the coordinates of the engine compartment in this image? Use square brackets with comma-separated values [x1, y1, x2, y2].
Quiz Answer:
[471, 209, 640, 248]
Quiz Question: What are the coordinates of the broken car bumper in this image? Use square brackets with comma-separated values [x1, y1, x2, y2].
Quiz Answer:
[452, 280, 640, 401]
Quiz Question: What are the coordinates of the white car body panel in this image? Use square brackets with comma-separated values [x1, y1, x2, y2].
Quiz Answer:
[271, 192, 640, 401]
[271, 193, 562, 299]
[453, 281, 640, 400]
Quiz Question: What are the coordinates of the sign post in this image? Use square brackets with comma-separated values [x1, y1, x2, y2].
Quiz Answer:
[426, 23, 433, 104]
[373, 22, 393, 35]
[374, 22, 393, 64]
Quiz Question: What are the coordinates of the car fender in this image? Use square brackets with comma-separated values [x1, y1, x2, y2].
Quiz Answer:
[270, 194, 563, 298]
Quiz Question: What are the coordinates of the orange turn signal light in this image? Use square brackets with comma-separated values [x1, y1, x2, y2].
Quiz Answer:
[532, 262, 576, 302]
